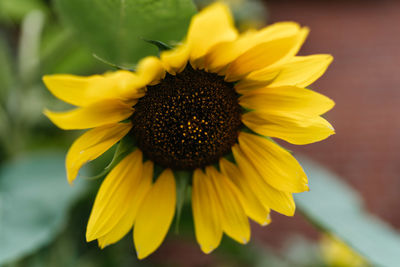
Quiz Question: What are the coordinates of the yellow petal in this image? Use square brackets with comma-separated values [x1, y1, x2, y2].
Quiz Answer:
[97, 161, 153, 248]
[132, 56, 166, 87]
[111, 56, 166, 102]
[239, 86, 335, 116]
[225, 28, 309, 82]
[219, 158, 271, 226]
[66, 122, 132, 184]
[206, 167, 250, 244]
[134, 169, 176, 259]
[44, 99, 133, 130]
[43, 56, 165, 107]
[42, 71, 140, 107]
[205, 31, 256, 74]
[161, 43, 190, 75]
[187, 2, 238, 64]
[254, 21, 301, 41]
[86, 150, 143, 241]
[245, 54, 333, 88]
[232, 144, 296, 216]
[234, 70, 280, 94]
[192, 168, 223, 254]
[206, 22, 301, 73]
[97, 209, 134, 249]
[238, 132, 308, 193]
[242, 111, 335, 145]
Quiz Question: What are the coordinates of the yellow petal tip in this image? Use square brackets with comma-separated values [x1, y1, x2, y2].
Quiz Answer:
[200, 245, 216, 254]
[98, 240, 108, 250]
[42, 109, 60, 126]
[86, 229, 97, 243]
[136, 247, 149, 260]
[261, 214, 272, 226]
[287, 209, 295, 217]
[66, 172, 75, 185]
[42, 108, 50, 117]
[42, 75, 53, 86]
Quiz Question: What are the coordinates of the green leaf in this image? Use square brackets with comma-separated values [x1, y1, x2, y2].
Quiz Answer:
[297, 156, 400, 267]
[53, 0, 197, 65]
[40, 27, 101, 75]
[0, 151, 86, 264]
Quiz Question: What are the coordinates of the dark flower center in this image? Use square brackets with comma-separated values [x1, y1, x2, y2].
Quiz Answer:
[130, 65, 242, 170]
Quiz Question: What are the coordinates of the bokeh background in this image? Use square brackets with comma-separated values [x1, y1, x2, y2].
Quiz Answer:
[1, 0, 399, 266]
[257, 0, 400, 246]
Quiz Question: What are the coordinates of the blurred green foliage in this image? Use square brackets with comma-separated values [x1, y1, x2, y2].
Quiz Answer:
[0, 38, 13, 99]
[0, 0, 48, 24]
[297, 157, 400, 267]
[53, 0, 197, 66]
[0, 152, 86, 264]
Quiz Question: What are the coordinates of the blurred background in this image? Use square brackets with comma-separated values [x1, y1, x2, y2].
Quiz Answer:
[262, 0, 400, 250]
[0, 0, 399, 266]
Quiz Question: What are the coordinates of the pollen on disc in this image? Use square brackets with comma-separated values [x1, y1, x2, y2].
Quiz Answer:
[130, 65, 242, 170]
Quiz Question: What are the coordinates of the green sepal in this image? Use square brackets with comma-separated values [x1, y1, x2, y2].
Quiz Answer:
[82, 135, 137, 180]
[92, 53, 135, 72]
[174, 170, 192, 233]
[223, 152, 236, 164]
[152, 163, 164, 183]
[143, 38, 172, 54]
[241, 105, 254, 114]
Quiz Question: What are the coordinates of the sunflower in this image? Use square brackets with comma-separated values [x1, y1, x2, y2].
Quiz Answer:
[43, 3, 334, 259]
